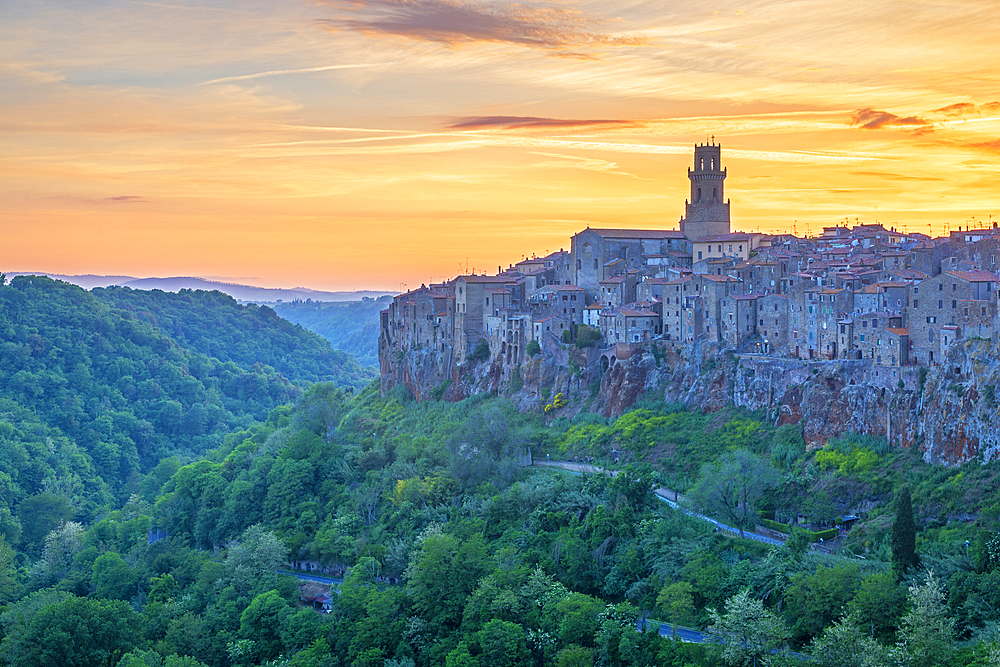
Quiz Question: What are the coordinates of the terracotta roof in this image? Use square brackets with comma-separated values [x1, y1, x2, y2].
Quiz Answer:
[619, 309, 657, 317]
[946, 270, 998, 282]
[885, 328, 909, 336]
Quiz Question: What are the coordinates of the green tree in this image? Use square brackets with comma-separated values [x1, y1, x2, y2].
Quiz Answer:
[894, 571, 955, 667]
[690, 450, 778, 539]
[891, 486, 918, 578]
[92, 552, 137, 600]
[9, 595, 142, 667]
[479, 619, 529, 667]
[0, 535, 19, 603]
[807, 616, 890, 667]
[706, 589, 788, 667]
[224, 524, 289, 595]
[239, 589, 292, 662]
[546, 592, 604, 648]
[656, 581, 695, 642]
[526, 340, 541, 357]
[847, 573, 907, 643]
[782, 563, 860, 644]
[405, 531, 492, 632]
[555, 645, 594, 667]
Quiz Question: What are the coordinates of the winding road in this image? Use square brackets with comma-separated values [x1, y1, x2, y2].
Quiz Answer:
[533, 459, 786, 548]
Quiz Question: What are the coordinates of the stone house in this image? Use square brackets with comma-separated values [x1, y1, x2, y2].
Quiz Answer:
[908, 270, 998, 365]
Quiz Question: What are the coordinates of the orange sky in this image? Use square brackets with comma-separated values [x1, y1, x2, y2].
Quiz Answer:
[3, 0, 999, 291]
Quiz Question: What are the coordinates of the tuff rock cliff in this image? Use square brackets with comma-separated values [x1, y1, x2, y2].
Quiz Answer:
[380, 338, 1000, 465]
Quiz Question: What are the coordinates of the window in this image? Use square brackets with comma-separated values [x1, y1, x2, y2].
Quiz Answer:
[593, 259, 598, 269]
[952, 283, 957, 291]
[939, 283, 943, 291]
[698, 251, 703, 260]
[860, 333, 865, 341]
[938, 300, 943, 309]
[952, 299, 957, 309]
[913, 299, 919, 308]
[964, 308, 968, 317]
[577, 260, 582, 270]
[914, 287, 919, 294]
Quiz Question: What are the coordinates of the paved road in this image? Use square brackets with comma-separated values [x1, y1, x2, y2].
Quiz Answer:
[535, 459, 786, 548]
[278, 569, 344, 585]
[638, 619, 712, 644]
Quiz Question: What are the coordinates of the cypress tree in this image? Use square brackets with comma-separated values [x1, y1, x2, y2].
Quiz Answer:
[892, 485, 918, 577]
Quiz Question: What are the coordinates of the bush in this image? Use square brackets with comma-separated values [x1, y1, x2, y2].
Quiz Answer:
[526, 340, 541, 357]
[471, 340, 490, 361]
[575, 325, 601, 349]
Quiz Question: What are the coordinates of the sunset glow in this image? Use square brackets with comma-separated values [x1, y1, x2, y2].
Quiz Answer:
[3, 0, 999, 291]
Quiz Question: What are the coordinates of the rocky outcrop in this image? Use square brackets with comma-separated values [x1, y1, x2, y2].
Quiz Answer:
[380, 335, 1000, 465]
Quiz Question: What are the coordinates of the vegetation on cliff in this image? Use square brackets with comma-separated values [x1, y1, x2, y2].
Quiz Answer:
[0, 378, 998, 666]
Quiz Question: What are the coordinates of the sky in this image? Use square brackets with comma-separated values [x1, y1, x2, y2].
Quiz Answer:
[3, 0, 999, 291]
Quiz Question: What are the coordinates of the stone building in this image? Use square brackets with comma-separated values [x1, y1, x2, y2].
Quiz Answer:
[454, 275, 517, 362]
[680, 142, 731, 241]
[758, 293, 789, 354]
[908, 270, 998, 365]
[570, 228, 686, 295]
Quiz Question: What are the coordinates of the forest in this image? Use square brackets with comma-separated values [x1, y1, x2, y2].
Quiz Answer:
[0, 277, 998, 667]
[272, 298, 390, 369]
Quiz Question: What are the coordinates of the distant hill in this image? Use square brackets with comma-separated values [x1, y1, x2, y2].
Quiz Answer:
[0, 275, 376, 523]
[7, 273, 392, 303]
[273, 296, 392, 367]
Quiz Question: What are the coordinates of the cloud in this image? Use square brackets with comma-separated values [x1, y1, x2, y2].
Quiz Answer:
[850, 108, 931, 130]
[933, 102, 976, 116]
[449, 116, 638, 131]
[201, 64, 381, 85]
[851, 171, 943, 182]
[315, 0, 644, 53]
[104, 196, 148, 203]
[968, 139, 1000, 152]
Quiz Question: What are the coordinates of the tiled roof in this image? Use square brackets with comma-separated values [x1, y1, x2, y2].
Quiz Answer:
[947, 270, 998, 282]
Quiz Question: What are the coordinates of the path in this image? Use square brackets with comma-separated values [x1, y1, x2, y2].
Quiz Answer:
[533, 459, 786, 548]
[277, 569, 344, 586]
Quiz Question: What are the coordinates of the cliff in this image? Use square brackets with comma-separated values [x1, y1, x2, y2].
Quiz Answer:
[380, 338, 1000, 465]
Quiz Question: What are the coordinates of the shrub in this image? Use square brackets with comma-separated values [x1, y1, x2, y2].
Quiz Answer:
[575, 325, 601, 349]
[526, 340, 541, 357]
[471, 339, 490, 361]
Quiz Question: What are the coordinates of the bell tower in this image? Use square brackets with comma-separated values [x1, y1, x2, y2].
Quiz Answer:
[680, 140, 731, 241]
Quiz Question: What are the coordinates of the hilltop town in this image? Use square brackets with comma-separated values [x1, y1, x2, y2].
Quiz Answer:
[380, 142, 999, 398]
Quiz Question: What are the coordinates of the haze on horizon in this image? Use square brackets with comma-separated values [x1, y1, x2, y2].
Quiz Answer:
[3, 0, 999, 292]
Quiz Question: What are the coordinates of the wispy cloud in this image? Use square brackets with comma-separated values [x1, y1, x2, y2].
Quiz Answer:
[202, 64, 380, 85]
[104, 195, 149, 203]
[315, 0, 644, 54]
[449, 116, 638, 131]
[527, 151, 642, 178]
[931, 101, 1000, 117]
[850, 108, 931, 130]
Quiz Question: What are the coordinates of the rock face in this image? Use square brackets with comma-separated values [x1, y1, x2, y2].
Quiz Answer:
[380, 337, 1000, 465]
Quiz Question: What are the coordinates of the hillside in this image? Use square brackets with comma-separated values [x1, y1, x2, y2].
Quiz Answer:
[1, 384, 997, 667]
[0, 276, 373, 533]
[272, 297, 390, 368]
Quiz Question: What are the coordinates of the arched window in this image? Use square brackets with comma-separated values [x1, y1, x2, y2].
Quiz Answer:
[697, 187, 702, 202]
[710, 158, 715, 170]
[713, 187, 718, 201]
